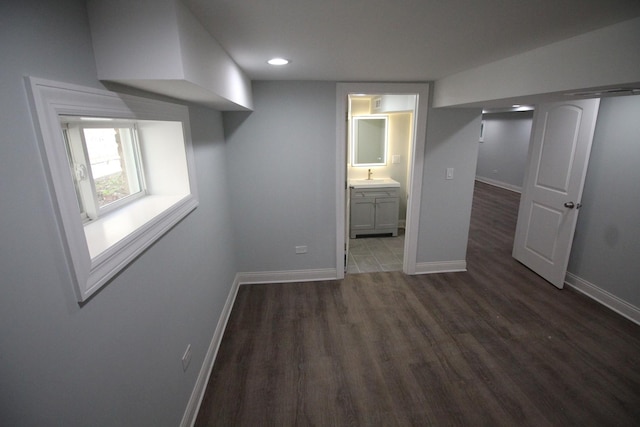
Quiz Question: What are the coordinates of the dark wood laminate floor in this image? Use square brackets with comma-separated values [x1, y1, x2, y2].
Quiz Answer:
[195, 181, 640, 426]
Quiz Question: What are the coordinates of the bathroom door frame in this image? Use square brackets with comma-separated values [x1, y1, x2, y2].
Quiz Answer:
[335, 82, 430, 278]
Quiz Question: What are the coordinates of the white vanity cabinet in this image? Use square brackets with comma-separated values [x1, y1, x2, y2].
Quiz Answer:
[350, 186, 399, 238]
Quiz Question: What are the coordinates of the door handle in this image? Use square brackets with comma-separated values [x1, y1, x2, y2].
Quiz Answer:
[564, 201, 582, 209]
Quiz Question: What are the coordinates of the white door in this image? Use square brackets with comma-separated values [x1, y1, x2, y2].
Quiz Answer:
[512, 99, 600, 288]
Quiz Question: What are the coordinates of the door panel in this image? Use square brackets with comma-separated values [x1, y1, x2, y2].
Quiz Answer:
[524, 202, 563, 262]
[513, 99, 600, 288]
[535, 106, 582, 192]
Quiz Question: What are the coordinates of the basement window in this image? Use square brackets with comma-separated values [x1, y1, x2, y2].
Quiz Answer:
[61, 119, 145, 221]
[26, 77, 199, 302]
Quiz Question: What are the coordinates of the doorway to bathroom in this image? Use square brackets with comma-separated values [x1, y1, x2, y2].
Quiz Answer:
[347, 94, 413, 273]
[335, 83, 430, 279]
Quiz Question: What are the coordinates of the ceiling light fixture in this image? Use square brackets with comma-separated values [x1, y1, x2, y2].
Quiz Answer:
[267, 58, 290, 66]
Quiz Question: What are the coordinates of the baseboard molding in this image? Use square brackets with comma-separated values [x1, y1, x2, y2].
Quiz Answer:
[237, 268, 338, 285]
[414, 260, 467, 274]
[180, 275, 241, 427]
[475, 176, 522, 193]
[565, 272, 640, 326]
[180, 268, 337, 425]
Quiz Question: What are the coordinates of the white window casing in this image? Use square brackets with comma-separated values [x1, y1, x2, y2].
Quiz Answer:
[25, 77, 199, 302]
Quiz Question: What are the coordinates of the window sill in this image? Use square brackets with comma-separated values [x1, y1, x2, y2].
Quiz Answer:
[84, 194, 198, 298]
[85, 195, 187, 259]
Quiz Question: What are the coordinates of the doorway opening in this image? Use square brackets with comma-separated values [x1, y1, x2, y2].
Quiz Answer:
[476, 99, 600, 289]
[335, 83, 430, 279]
[346, 94, 415, 273]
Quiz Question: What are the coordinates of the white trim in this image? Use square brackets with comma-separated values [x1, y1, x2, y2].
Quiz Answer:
[475, 176, 522, 193]
[236, 268, 338, 285]
[336, 83, 430, 279]
[414, 260, 467, 274]
[180, 275, 241, 427]
[25, 77, 198, 302]
[565, 272, 640, 326]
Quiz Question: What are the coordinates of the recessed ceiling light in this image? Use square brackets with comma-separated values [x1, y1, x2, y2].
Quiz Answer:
[267, 58, 290, 66]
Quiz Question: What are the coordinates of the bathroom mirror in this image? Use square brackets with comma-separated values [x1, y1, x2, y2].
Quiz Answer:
[351, 115, 388, 166]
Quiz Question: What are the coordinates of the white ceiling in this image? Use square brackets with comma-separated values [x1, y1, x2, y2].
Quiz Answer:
[183, 0, 640, 82]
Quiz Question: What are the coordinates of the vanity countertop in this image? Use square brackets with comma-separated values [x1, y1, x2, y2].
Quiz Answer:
[349, 178, 400, 188]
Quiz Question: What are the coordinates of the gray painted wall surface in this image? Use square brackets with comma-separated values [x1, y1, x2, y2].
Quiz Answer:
[224, 81, 337, 272]
[0, 1, 236, 425]
[476, 112, 533, 189]
[417, 108, 482, 263]
[225, 82, 481, 272]
[568, 95, 640, 308]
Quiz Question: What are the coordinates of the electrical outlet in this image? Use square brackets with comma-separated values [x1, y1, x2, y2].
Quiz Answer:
[182, 344, 192, 372]
[295, 245, 308, 254]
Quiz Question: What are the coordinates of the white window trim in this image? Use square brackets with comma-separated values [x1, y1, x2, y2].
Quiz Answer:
[26, 77, 199, 302]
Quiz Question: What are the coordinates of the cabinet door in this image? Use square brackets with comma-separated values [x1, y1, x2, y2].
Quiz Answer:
[375, 197, 399, 229]
[350, 197, 376, 231]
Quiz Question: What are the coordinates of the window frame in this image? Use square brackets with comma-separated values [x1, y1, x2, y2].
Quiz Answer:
[26, 77, 199, 302]
[61, 119, 147, 220]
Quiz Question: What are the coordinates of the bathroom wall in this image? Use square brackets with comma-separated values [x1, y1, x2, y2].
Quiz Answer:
[476, 111, 533, 191]
[348, 97, 414, 223]
[0, 1, 237, 425]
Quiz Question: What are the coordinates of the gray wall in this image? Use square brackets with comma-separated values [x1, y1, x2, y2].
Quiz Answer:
[224, 81, 337, 272]
[0, 1, 236, 425]
[476, 111, 533, 190]
[418, 107, 482, 263]
[568, 95, 640, 308]
[225, 81, 481, 272]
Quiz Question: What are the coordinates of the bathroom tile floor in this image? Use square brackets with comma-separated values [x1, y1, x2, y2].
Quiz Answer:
[347, 228, 405, 274]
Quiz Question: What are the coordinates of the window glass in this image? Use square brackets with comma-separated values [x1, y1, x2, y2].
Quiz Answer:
[60, 117, 147, 221]
[83, 127, 142, 208]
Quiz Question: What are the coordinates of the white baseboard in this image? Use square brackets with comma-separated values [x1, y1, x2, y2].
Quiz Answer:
[565, 272, 640, 326]
[236, 268, 338, 285]
[414, 260, 467, 274]
[180, 275, 241, 427]
[180, 268, 337, 425]
[475, 176, 522, 193]
[179, 267, 639, 427]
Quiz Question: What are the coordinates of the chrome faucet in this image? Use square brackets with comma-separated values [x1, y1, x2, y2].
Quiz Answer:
[367, 168, 373, 180]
